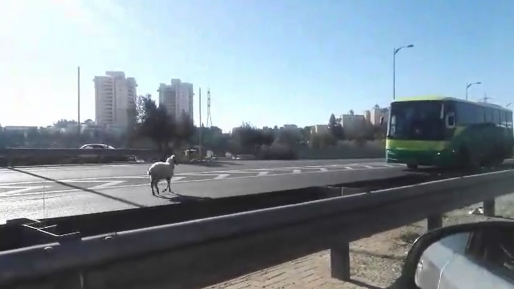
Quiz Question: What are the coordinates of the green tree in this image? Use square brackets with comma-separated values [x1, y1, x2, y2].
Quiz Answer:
[328, 114, 344, 140]
[134, 95, 176, 151]
[232, 123, 262, 154]
[175, 113, 196, 147]
[277, 128, 302, 146]
[54, 119, 77, 128]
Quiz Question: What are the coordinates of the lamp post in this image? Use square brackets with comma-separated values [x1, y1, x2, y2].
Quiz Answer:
[466, 82, 481, 101]
[393, 44, 414, 100]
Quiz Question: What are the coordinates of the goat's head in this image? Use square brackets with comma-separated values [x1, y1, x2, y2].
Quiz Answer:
[166, 155, 178, 166]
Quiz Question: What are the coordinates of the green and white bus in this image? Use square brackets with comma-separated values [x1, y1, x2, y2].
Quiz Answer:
[386, 96, 513, 169]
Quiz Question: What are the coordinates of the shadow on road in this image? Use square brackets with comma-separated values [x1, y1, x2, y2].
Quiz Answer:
[8, 167, 146, 208]
[155, 192, 212, 203]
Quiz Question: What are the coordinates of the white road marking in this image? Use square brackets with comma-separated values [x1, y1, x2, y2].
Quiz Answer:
[293, 169, 301, 174]
[214, 174, 230, 180]
[257, 172, 269, 176]
[0, 166, 399, 199]
[319, 168, 328, 172]
[364, 165, 373, 169]
[0, 185, 47, 195]
[0, 163, 398, 187]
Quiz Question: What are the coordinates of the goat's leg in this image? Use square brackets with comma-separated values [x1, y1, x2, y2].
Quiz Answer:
[164, 177, 172, 193]
[155, 179, 160, 195]
[150, 179, 156, 196]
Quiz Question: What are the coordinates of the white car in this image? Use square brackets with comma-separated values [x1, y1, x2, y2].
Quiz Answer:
[80, 144, 115, 150]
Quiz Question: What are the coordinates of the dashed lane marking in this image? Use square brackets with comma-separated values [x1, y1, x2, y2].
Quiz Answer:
[214, 174, 230, 180]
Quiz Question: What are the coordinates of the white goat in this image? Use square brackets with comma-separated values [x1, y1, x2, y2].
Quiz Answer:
[147, 155, 178, 196]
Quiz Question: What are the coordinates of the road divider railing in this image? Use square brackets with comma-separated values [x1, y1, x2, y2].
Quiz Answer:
[1, 169, 514, 288]
[0, 148, 162, 166]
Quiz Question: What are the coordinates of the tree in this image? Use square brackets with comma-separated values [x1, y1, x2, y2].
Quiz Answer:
[328, 114, 344, 140]
[300, 126, 311, 141]
[260, 129, 275, 146]
[175, 113, 196, 147]
[54, 119, 77, 128]
[134, 95, 176, 151]
[232, 123, 262, 154]
[276, 128, 302, 146]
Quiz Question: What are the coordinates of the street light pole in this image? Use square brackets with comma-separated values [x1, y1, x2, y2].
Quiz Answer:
[78, 66, 81, 135]
[466, 82, 481, 101]
[198, 87, 202, 161]
[393, 44, 414, 101]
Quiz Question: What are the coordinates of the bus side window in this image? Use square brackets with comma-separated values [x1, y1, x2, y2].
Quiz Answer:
[494, 110, 500, 125]
[485, 108, 493, 124]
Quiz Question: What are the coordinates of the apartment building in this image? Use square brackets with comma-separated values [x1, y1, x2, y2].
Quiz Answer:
[158, 79, 194, 121]
[94, 71, 137, 128]
[364, 106, 390, 125]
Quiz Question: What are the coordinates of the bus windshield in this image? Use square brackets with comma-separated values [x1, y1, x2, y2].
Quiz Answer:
[388, 101, 445, 141]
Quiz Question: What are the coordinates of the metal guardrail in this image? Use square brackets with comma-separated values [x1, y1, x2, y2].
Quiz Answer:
[1, 169, 514, 288]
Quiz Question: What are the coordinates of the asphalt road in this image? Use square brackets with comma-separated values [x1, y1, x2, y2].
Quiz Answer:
[0, 158, 412, 223]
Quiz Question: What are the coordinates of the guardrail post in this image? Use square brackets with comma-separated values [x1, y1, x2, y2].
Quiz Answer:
[330, 242, 351, 281]
[483, 199, 496, 217]
[427, 214, 442, 231]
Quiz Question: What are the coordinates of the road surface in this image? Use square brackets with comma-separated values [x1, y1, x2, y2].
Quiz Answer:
[0, 159, 411, 223]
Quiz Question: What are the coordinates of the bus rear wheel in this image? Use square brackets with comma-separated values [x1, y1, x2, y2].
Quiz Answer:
[459, 147, 479, 171]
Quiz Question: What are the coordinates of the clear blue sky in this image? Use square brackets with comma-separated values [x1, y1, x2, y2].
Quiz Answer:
[0, 0, 513, 132]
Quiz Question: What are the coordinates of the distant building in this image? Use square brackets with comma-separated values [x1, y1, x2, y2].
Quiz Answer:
[367, 106, 389, 125]
[340, 112, 366, 138]
[340, 113, 365, 128]
[158, 79, 194, 122]
[310, 124, 329, 135]
[283, 124, 298, 129]
[94, 71, 137, 128]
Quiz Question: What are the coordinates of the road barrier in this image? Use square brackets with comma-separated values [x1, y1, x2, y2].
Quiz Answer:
[1, 169, 514, 288]
[0, 148, 161, 166]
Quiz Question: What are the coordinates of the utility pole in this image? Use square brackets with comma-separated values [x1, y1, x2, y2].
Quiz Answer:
[78, 66, 81, 135]
[198, 87, 202, 161]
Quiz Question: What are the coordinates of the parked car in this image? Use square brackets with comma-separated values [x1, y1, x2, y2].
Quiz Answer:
[79, 144, 116, 150]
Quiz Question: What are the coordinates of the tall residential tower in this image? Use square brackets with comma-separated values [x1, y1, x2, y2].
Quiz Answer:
[94, 71, 137, 128]
[158, 79, 194, 121]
